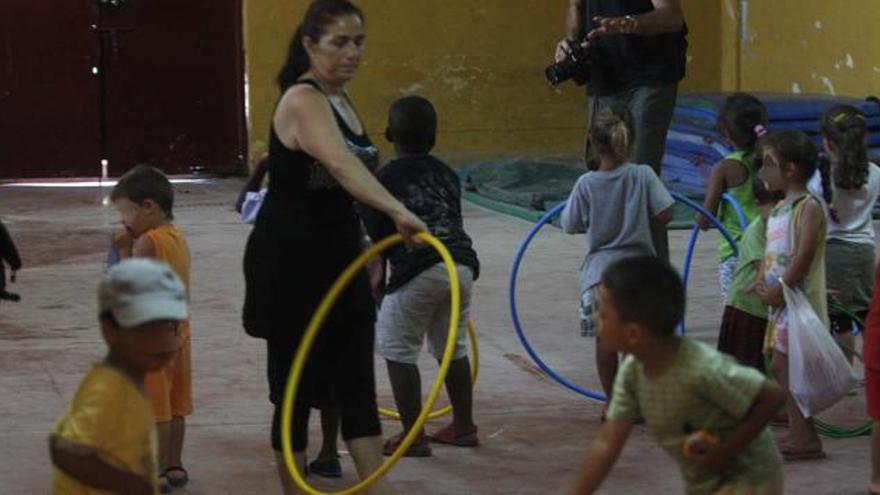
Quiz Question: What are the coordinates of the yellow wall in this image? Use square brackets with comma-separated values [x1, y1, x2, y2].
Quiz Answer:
[243, 0, 297, 162]
[735, 0, 880, 96]
[243, 0, 720, 165]
[242, 1, 880, 167]
[679, 0, 722, 92]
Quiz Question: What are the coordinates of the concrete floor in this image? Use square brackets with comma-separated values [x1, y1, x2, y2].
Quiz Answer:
[0, 178, 874, 494]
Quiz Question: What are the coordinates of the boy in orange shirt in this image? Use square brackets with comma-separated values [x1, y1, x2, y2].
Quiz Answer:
[112, 165, 192, 492]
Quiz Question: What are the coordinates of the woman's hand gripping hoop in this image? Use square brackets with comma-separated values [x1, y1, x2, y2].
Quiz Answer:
[378, 319, 479, 421]
[281, 232, 461, 495]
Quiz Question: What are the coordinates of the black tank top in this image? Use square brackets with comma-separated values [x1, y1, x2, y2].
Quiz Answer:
[256, 80, 379, 230]
[586, 0, 688, 96]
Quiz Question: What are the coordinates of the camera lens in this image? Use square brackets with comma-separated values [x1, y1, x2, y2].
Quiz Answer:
[545, 65, 563, 86]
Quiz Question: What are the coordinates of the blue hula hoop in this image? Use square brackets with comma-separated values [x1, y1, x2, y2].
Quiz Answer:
[509, 201, 606, 401]
[674, 192, 741, 335]
[721, 193, 749, 231]
[672, 193, 748, 300]
[682, 195, 747, 292]
[509, 193, 741, 401]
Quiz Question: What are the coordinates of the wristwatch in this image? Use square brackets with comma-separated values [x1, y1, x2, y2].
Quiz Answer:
[623, 15, 638, 34]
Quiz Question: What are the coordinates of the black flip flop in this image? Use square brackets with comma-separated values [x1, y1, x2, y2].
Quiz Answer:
[308, 457, 342, 478]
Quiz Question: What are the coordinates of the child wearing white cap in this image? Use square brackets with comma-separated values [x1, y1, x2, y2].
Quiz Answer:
[49, 258, 187, 495]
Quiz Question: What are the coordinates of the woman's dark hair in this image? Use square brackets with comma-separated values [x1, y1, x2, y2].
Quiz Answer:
[600, 256, 685, 337]
[589, 104, 635, 163]
[277, 0, 364, 90]
[717, 92, 768, 152]
[760, 130, 819, 181]
[819, 104, 869, 191]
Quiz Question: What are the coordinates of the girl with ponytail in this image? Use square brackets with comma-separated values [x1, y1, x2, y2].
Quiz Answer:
[698, 92, 768, 301]
[814, 105, 880, 363]
[560, 104, 676, 408]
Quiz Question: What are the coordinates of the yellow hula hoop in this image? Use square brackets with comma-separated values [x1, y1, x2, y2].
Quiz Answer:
[377, 320, 479, 421]
[281, 232, 461, 495]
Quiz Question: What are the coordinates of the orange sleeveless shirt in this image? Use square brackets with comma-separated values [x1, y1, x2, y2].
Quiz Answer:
[145, 224, 191, 337]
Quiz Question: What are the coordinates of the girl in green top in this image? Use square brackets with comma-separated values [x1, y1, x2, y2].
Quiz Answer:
[697, 93, 768, 300]
[717, 178, 783, 373]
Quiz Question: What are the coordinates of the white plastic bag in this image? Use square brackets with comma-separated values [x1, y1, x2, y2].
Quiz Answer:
[783, 281, 858, 417]
[240, 188, 267, 224]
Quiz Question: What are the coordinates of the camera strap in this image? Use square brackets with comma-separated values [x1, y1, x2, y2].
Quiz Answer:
[583, 0, 592, 39]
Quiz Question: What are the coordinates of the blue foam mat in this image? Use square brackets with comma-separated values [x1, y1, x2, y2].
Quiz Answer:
[675, 93, 880, 122]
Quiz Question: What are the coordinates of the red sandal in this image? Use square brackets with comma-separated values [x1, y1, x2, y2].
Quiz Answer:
[383, 432, 432, 457]
[429, 424, 479, 447]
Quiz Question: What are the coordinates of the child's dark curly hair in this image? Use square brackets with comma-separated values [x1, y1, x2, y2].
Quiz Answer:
[820, 105, 870, 190]
[717, 93, 768, 153]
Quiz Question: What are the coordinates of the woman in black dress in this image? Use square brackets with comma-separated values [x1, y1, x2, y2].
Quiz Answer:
[242, 1, 426, 493]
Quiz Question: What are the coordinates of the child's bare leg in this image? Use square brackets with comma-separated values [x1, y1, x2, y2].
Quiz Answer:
[771, 351, 822, 453]
[386, 360, 423, 435]
[163, 416, 187, 483]
[317, 407, 340, 461]
[871, 423, 880, 493]
[157, 420, 172, 470]
[442, 357, 475, 429]
[596, 336, 619, 404]
[274, 450, 306, 495]
[837, 330, 856, 364]
[831, 314, 859, 364]
[347, 436, 392, 494]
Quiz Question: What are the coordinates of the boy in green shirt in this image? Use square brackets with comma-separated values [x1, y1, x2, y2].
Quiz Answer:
[569, 257, 785, 495]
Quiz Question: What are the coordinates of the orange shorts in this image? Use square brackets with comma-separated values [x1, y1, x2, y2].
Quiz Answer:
[145, 336, 193, 422]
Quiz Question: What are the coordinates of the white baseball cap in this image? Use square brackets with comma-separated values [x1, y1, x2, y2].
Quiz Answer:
[99, 258, 188, 328]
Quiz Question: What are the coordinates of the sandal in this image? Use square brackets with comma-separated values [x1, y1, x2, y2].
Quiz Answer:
[429, 425, 479, 447]
[163, 466, 189, 488]
[308, 457, 342, 478]
[781, 448, 826, 462]
[383, 432, 431, 457]
[157, 472, 172, 494]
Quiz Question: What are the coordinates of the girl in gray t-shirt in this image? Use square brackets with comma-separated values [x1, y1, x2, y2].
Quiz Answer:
[560, 104, 675, 409]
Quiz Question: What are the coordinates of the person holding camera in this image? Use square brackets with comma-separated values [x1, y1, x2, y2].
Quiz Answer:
[554, 0, 687, 261]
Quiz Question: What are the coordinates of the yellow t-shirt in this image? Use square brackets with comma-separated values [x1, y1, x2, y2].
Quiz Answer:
[145, 223, 191, 338]
[51, 363, 157, 495]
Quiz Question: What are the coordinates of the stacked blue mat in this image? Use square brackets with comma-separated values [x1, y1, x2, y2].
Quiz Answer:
[662, 93, 880, 197]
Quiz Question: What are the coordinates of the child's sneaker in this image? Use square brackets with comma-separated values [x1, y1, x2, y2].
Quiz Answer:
[429, 424, 479, 447]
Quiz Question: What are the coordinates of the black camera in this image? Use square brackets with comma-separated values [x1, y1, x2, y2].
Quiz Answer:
[545, 43, 591, 87]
